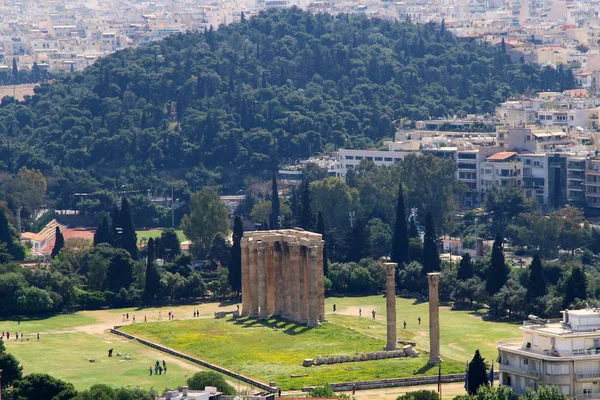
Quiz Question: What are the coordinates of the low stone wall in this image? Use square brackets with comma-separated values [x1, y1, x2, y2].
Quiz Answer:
[301, 372, 500, 392]
[215, 310, 240, 319]
[110, 327, 277, 393]
[304, 345, 418, 367]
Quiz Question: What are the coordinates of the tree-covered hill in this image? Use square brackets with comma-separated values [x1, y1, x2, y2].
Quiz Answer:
[0, 9, 572, 206]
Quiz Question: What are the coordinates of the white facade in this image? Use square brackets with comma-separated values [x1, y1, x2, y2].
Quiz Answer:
[498, 310, 600, 398]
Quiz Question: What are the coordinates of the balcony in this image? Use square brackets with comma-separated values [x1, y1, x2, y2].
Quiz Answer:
[586, 181, 600, 186]
[500, 363, 542, 379]
[576, 394, 600, 400]
[576, 372, 600, 381]
[569, 164, 586, 171]
[569, 185, 586, 191]
[499, 339, 600, 359]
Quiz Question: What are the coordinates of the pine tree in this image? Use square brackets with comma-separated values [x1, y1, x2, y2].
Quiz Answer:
[119, 198, 138, 260]
[486, 233, 509, 295]
[93, 216, 112, 247]
[299, 179, 314, 231]
[270, 171, 280, 229]
[525, 254, 546, 304]
[564, 266, 587, 308]
[50, 227, 64, 259]
[409, 217, 419, 239]
[391, 182, 409, 265]
[229, 216, 243, 294]
[316, 211, 329, 277]
[467, 350, 488, 395]
[457, 253, 473, 281]
[422, 212, 440, 274]
[143, 238, 160, 305]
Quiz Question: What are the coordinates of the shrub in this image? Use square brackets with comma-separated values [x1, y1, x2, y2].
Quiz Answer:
[186, 372, 236, 395]
[397, 390, 440, 400]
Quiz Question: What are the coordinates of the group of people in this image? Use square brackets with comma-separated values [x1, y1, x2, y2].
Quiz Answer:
[149, 360, 167, 375]
[122, 313, 139, 323]
[332, 304, 422, 327]
[192, 309, 200, 317]
[1, 331, 39, 341]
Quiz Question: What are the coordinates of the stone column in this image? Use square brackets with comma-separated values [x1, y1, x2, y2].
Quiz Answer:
[317, 241, 325, 322]
[308, 245, 321, 327]
[281, 243, 290, 319]
[257, 241, 268, 319]
[266, 243, 275, 315]
[241, 238, 250, 317]
[249, 241, 259, 317]
[427, 272, 442, 364]
[290, 243, 301, 323]
[383, 262, 398, 350]
[299, 247, 309, 324]
[274, 242, 283, 316]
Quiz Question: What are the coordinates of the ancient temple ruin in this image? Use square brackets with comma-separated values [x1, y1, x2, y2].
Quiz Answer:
[240, 229, 325, 327]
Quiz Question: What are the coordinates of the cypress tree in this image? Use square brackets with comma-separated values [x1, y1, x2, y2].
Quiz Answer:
[346, 219, 369, 262]
[93, 216, 112, 247]
[467, 350, 488, 395]
[422, 212, 440, 274]
[409, 217, 419, 239]
[316, 211, 329, 277]
[486, 233, 509, 295]
[391, 182, 409, 265]
[50, 227, 64, 259]
[119, 198, 138, 260]
[525, 254, 546, 304]
[0, 209, 19, 260]
[270, 171, 280, 229]
[229, 216, 243, 294]
[110, 205, 121, 247]
[457, 253, 473, 281]
[564, 266, 587, 308]
[143, 238, 160, 305]
[299, 179, 314, 231]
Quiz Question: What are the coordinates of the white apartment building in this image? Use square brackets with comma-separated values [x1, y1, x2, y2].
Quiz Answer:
[498, 309, 600, 398]
[334, 148, 407, 178]
[480, 151, 523, 191]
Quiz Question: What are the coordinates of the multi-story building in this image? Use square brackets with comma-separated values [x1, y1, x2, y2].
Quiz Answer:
[498, 309, 600, 398]
[567, 156, 586, 204]
[585, 157, 600, 208]
[480, 151, 523, 191]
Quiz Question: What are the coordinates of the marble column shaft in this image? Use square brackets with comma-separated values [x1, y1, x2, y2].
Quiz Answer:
[317, 241, 325, 321]
[266, 244, 275, 315]
[298, 247, 309, 324]
[384, 262, 398, 350]
[281, 243, 291, 319]
[249, 241, 259, 317]
[290, 243, 301, 322]
[427, 272, 441, 363]
[241, 239, 250, 316]
[307, 246, 320, 327]
[257, 242, 268, 319]
[274, 243, 283, 316]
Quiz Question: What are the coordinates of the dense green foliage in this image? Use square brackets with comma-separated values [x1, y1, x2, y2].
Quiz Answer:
[397, 390, 440, 400]
[0, 9, 572, 208]
[466, 350, 488, 395]
[186, 371, 235, 395]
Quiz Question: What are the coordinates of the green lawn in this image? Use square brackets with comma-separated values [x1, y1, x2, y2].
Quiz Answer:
[6, 332, 197, 391]
[121, 317, 461, 390]
[137, 229, 186, 243]
[325, 296, 522, 363]
[0, 313, 98, 333]
[121, 296, 521, 390]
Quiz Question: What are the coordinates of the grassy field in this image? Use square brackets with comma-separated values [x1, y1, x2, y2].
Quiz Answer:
[2, 297, 522, 392]
[121, 296, 522, 390]
[137, 229, 186, 243]
[0, 313, 97, 333]
[6, 332, 196, 391]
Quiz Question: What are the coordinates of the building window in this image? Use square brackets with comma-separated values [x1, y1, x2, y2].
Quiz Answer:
[355, 156, 363, 160]
[375, 157, 383, 161]
[345, 155, 354, 160]
[546, 364, 569, 375]
[384, 157, 393, 162]
[365, 157, 373, 161]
